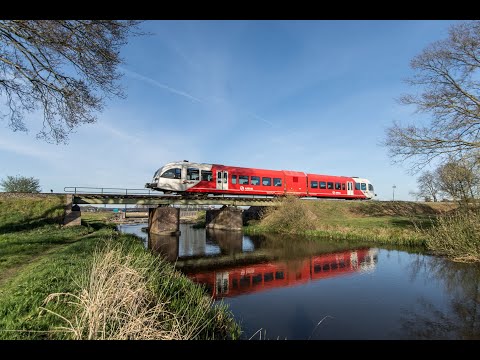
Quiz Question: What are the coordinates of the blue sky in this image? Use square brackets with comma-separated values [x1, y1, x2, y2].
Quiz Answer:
[0, 20, 459, 201]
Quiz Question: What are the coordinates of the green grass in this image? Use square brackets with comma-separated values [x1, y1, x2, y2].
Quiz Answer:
[245, 198, 455, 247]
[81, 211, 117, 224]
[0, 228, 112, 339]
[0, 194, 65, 233]
[0, 194, 241, 339]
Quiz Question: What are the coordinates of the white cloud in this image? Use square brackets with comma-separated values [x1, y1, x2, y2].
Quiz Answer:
[0, 135, 64, 161]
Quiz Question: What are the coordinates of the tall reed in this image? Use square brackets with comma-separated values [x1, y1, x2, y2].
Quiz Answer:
[422, 208, 480, 262]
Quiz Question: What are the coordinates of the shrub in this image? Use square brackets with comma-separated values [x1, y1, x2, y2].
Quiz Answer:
[423, 208, 480, 262]
[260, 196, 317, 234]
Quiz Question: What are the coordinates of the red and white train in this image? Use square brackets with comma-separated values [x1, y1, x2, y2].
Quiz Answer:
[145, 160, 376, 200]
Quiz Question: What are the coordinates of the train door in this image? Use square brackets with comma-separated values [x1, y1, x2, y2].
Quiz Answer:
[347, 181, 354, 196]
[216, 171, 229, 191]
[215, 272, 229, 296]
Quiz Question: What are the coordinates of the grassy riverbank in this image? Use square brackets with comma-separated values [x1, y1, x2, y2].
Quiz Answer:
[0, 194, 240, 339]
[245, 197, 457, 247]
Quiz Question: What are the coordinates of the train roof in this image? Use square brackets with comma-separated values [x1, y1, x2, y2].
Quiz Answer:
[283, 170, 306, 176]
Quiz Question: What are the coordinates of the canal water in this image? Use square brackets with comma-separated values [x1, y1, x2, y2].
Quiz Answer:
[118, 223, 480, 340]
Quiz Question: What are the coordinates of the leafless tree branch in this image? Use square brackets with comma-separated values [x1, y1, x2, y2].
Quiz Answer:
[384, 21, 480, 172]
[0, 20, 144, 144]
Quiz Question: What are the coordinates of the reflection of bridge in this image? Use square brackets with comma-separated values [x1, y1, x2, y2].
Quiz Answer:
[186, 249, 378, 300]
[148, 227, 263, 266]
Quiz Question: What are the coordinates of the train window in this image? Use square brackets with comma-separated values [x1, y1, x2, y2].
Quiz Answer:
[187, 168, 199, 181]
[239, 276, 250, 288]
[293, 177, 298, 183]
[314, 264, 321, 273]
[273, 178, 282, 187]
[232, 279, 238, 289]
[239, 175, 249, 185]
[311, 181, 318, 188]
[217, 171, 222, 183]
[361, 183, 367, 191]
[355, 182, 360, 190]
[335, 182, 341, 190]
[275, 271, 284, 279]
[161, 168, 181, 179]
[342, 183, 345, 190]
[251, 176, 260, 186]
[201, 170, 213, 181]
[368, 184, 374, 191]
[322, 263, 330, 271]
[327, 182, 333, 189]
[252, 274, 262, 284]
[262, 177, 271, 186]
[232, 175, 237, 185]
[320, 181, 326, 189]
[331, 263, 338, 270]
[264, 272, 274, 282]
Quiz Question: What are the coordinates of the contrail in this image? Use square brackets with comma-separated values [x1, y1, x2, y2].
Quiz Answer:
[248, 112, 274, 127]
[122, 67, 204, 104]
[122, 67, 275, 127]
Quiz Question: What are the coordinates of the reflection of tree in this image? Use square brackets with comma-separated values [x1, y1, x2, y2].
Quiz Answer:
[400, 256, 480, 339]
[252, 233, 371, 261]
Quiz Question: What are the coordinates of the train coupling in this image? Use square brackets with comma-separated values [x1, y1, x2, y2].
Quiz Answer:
[145, 182, 156, 189]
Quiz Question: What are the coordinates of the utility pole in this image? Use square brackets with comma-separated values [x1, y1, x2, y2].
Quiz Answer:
[392, 184, 396, 201]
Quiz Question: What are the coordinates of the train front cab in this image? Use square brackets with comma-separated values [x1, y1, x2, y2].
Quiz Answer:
[352, 177, 375, 200]
[146, 161, 215, 193]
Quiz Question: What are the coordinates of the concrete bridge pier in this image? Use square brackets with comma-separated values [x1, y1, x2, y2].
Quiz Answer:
[148, 206, 181, 235]
[206, 205, 243, 231]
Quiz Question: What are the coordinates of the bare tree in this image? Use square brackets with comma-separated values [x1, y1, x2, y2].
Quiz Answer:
[384, 20, 480, 172]
[0, 20, 143, 144]
[435, 158, 480, 205]
[416, 170, 441, 202]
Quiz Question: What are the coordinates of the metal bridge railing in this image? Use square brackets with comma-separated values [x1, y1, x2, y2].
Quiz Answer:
[64, 187, 157, 196]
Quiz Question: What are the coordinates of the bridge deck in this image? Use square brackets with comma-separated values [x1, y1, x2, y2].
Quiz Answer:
[73, 194, 280, 206]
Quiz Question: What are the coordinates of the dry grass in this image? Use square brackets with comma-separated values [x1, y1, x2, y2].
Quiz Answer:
[42, 239, 230, 339]
[422, 208, 480, 263]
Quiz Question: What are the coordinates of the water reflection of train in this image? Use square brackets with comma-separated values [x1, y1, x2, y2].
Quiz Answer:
[187, 248, 378, 299]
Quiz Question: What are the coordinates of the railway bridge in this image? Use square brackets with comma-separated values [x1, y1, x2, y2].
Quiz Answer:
[64, 187, 280, 233]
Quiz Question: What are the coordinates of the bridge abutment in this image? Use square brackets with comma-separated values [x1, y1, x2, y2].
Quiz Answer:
[206, 206, 243, 231]
[63, 194, 81, 226]
[148, 206, 181, 235]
